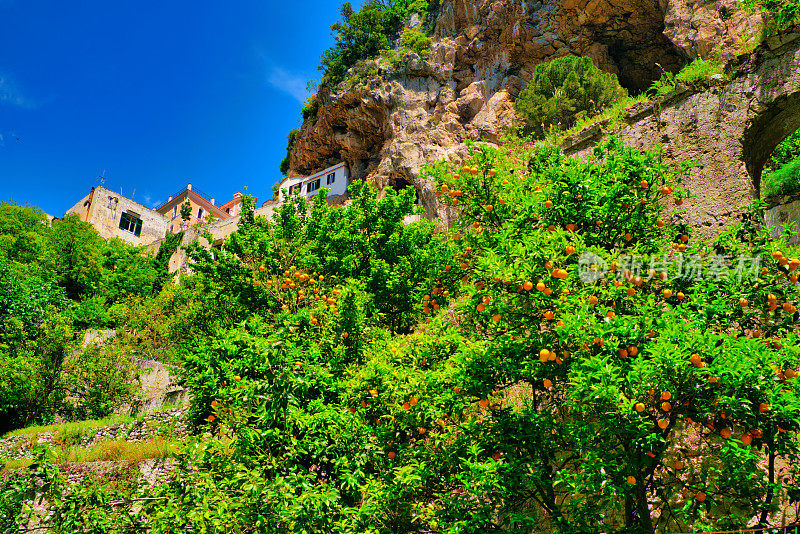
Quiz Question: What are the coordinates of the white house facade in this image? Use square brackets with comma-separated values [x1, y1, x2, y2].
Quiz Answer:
[279, 162, 349, 202]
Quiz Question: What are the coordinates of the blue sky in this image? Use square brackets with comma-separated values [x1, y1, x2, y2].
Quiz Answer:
[0, 1, 347, 216]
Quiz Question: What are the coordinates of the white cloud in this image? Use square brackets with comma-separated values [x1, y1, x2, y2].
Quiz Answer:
[266, 65, 311, 103]
[0, 72, 36, 109]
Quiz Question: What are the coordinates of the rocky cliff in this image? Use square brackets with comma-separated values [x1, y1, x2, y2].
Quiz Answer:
[286, 0, 762, 220]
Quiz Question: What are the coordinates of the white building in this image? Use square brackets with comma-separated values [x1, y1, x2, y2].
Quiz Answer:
[279, 162, 349, 202]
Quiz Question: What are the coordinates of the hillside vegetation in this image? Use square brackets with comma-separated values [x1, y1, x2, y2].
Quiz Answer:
[3, 134, 800, 533]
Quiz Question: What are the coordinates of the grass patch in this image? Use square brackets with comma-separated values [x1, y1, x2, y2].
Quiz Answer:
[2, 414, 134, 439]
[557, 94, 649, 143]
[762, 158, 800, 198]
[1, 437, 180, 473]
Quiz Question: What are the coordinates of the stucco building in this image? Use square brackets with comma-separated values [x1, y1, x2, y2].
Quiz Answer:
[153, 183, 246, 234]
[278, 162, 349, 202]
[65, 186, 168, 245]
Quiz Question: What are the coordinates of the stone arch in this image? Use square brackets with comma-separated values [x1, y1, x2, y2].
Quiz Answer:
[743, 76, 800, 198]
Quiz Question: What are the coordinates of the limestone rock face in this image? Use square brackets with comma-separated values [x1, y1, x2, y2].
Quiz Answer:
[286, 0, 760, 222]
[665, 0, 763, 59]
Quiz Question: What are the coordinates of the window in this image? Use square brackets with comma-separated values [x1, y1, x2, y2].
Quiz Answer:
[173, 206, 177, 218]
[198, 207, 204, 220]
[119, 211, 143, 237]
[289, 184, 302, 195]
[307, 179, 321, 193]
[326, 172, 336, 185]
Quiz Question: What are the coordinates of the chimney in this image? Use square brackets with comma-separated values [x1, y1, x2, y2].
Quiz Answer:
[187, 183, 192, 191]
[234, 192, 242, 199]
[210, 198, 215, 205]
[168, 196, 172, 202]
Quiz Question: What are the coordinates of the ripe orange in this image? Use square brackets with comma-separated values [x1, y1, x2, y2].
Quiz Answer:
[479, 399, 490, 408]
[544, 261, 553, 270]
[536, 281, 546, 291]
[626, 475, 636, 485]
[492, 314, 501, 322]
[566, 245, 576, 255]
[720, 427, 732, 439]
[696, 491, 706, 502]
[523, 281, 534, 291]
[210, 400, 219, 408]
[234, 375, 241, 382]
[635, 402, 645, 412]
[409, 395, 418, 406]
[673, 460, 684, 470]
[254, 280, 260, 287]
[676, 292, 685, 300]
[388, 451, 396, 459]
[624, 233, 633, 241]
[543, 310, 554, 320]
[544, 200, 553, 208]
[741, 433, 753, 445]
[566, 223, 577, 232]
[543, 378, 552, 389]
[607, 310, 616, 319]
[476, 303, 486, 312]
[628, 346, 638, 356]
[661, 391, 672, 401]
[454, 386, 461, 394]
[640, 180, 648, 188]
[370, 389, 379, 397]
[773, 250, 784, 261]
[740, 298, 749, 307]
[658, 419, 669, 430]
[626, 287, 635, 297]
[656, 219, 665, 228]
[588, 295, 599, 305]
[543, 288, 553, 296]
[758, 402, 770, 413]
[662, 289, 673, 299]
[690, 353, 702, 366]
[484, 204, 494, 212]
[618, 348, 628, 358]
[661, 401, 672, 411]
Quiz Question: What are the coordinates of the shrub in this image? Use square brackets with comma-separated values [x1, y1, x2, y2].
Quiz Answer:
[401, 27, 430, 57]
[741, 0, 800, 34]
[301, 95, 319, 122]
[515, 55, 628, 138]
[762, 156, 800, 197]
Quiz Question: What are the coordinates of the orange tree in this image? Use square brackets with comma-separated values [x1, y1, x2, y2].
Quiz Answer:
[5, 138, 800, 534]
[418, 137, 800, 532]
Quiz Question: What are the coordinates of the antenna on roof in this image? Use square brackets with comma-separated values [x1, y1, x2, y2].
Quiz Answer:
[97, 170, 107, 187]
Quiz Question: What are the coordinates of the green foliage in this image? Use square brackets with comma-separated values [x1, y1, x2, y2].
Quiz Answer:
[320, 1, 391, 85]
[319, 0, 435, 85]
[46, 214, 105, 300]
[675, 55, 725, 83]
[5, 135, 800, 533]
[401, 27, 431, 56]
[279, 128, 299, 176]
[179, 201, 192, 224]
[153, 230, 184, 291]
[761, 130, 800, 198]
[515, 56, 628, 138]
[0, 204, 164, 432]
[301, 94, 319, 122]
[741, 0, 800, 34]
[61, 342, 137, 421]
[762, 157, 800, 198]
[0, 202, 49, 272]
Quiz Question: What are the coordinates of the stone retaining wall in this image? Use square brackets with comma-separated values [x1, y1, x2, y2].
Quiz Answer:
[0, 408, 188, 461]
